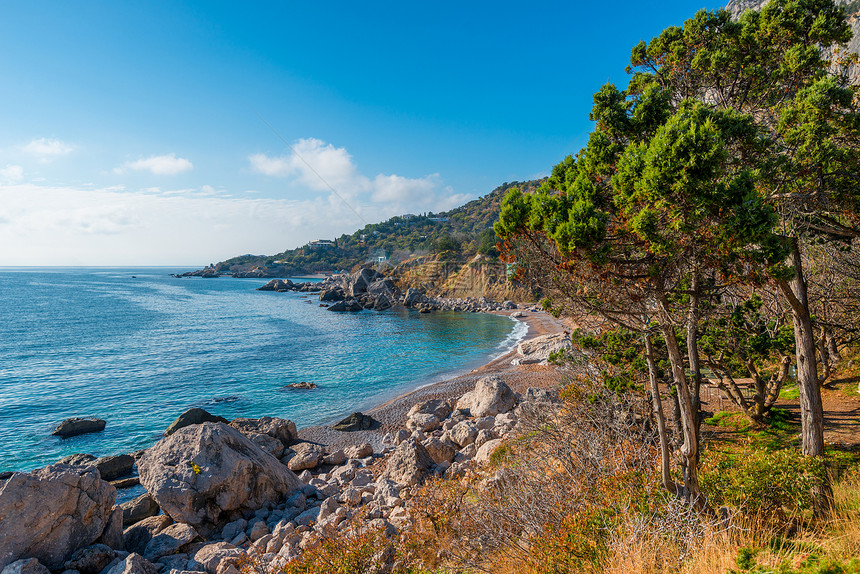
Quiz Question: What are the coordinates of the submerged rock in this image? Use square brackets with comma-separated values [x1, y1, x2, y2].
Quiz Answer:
[137, 422, 303, 527]
[52, 418, 106, 438]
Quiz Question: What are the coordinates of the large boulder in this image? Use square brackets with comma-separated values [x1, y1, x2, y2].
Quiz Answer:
[137, 422, 303, 527]
[455, 376, 516, 418]
[318, 288, 345, 302]
[366, 278, 400, 298]
[381, 438, 435, 486]
[514, 333, 573, 365]
[403, 288, 426, 307]
[0, 464, 117, 570]
[229, 417, 297, 447]
[164, 408, 228, 436]
[348, 268, 381, 297]
[52, 418, 106, 438]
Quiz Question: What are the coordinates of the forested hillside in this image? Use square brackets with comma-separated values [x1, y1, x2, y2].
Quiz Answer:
[211, 180, 543, 275]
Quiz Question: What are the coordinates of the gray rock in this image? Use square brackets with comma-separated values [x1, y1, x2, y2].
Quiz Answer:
[514, 333, 573, 366]
[286, 442, 323, 472]
[96, 506, 124, 550]
[122, 514, 173, 555]
[0, 464, 116, 570]
[52, 418, 106, 438]
[190, 543, 243, 574]
[332, 412, 377, 432]
[1, 559, 51, 574]
[403, 288, 426, 307]
[94, 455, 135, 482]
[475, 439, 505, 465]
[407, 399, 453, 421]
[245, 433, 284, 459]
[122, 494, 160, 527]
[64, 545, 116, 574]
[143, 523, 198, 562]
[104, 554, 157, 574]
[58, 454, 97, 466]
[344, 443, 373, 460]
[422, 437, 457, 465]
[322, 449, 346, 466]
[448, 421, 479, 448]
[381, 438, 435, 486]
[455, 376, 516, 417]
[220, 519, 247, 542]
[137, 423, 303, 527]
[228, 417, 297, 448]
[164, 409, 228, 436]
[406, 413, 440, 433]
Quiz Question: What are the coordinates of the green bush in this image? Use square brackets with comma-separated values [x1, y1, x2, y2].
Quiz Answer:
[701, 448, 826, 520]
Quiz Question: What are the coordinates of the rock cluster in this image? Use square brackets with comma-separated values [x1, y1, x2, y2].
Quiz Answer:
[2, 373, 560, 574]
[256, 279, 321, 293]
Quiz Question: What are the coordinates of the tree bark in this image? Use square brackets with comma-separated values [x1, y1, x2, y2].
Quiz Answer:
[656, 291, 701, 502]
[645, 334, 677, 494]
[776, 240, 825, 458]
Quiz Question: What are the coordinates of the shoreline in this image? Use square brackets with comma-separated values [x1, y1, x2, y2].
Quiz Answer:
[297, 309, 567, 450]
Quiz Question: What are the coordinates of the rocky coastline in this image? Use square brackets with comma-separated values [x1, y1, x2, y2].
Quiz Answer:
[0, 302, 568, 574]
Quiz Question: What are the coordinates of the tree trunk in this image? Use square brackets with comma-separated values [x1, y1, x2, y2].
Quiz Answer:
[686, 271, 703, 467]
[776, 240, 825, 458]
[645, 334, 677, 494]
[656, 292, 701, 502]
[776, 239, 830, 509]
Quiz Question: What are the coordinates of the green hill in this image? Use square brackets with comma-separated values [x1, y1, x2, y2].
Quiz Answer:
[212, 179, 544, 275]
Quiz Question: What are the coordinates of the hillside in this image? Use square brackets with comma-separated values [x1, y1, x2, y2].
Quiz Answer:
[209, 179, 543, 276]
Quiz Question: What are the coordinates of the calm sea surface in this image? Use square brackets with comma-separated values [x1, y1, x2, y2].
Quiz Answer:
[0, 268, 524, 474]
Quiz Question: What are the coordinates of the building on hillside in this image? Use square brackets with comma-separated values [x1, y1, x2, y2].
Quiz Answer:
[308, 240, 335, 248]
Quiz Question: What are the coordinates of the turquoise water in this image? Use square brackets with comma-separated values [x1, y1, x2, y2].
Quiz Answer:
[0, 268, 524, 474]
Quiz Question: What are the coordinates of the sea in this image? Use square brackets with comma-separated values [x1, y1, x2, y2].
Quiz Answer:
[0, 267, 525, 476]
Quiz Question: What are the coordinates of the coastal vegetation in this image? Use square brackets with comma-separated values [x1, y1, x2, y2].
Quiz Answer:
[212, 180, 543, 276]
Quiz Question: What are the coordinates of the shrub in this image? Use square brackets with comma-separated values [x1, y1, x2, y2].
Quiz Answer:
[701, 448, 827, 523]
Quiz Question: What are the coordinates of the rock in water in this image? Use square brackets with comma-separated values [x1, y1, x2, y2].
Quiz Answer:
[332, 412, 378, 432]
[94, 455, 135, 481]
[137, 422, 303, 527]
[0, 464, 117, 570]
[163, 408, 228, 436]
[51, 418, 106, 438]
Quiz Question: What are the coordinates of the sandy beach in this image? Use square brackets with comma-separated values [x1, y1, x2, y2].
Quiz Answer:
[297, 309, 568, 450]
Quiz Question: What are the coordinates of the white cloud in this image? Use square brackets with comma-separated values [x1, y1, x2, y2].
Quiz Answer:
[249, 138, 470, 216]
[0, 182, 400, 265]
[23, 138, 74, 160]
[0, 165, 24, 182]
[118, 153, 193, 176]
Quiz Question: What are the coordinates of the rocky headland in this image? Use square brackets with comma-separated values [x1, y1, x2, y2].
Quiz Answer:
[0, 305, 568, 574]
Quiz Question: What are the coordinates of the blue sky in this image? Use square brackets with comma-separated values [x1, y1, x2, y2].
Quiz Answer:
[0, 1, 724, 265]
